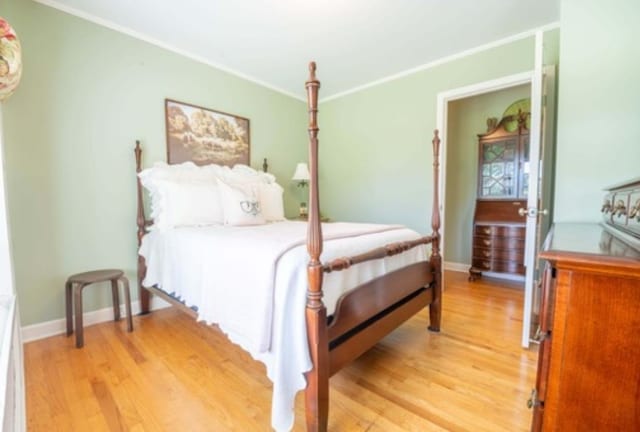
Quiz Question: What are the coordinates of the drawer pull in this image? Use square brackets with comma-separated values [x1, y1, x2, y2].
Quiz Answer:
[613, 200, 627, 217]
[527, 389, 540, 409]
[483, 250, 491, 257]
[483, 240, 491, 246]
[482, 227, 491, 234]
[533, 326, 547, 342]
[629, 199, 640, 220]
[482, 261, 490, 268]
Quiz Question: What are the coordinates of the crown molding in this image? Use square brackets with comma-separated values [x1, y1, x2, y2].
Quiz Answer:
[32, 0, 306, 102]
[320, 21, 560, 103]
[32, 0, 558, 105]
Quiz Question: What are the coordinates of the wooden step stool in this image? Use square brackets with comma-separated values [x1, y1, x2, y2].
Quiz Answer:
[65, 269, 133, 348]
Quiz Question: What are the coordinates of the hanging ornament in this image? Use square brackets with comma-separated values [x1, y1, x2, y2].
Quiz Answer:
[0, 17, 22, 102]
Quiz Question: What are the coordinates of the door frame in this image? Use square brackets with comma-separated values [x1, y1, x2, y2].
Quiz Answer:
[436, 70, 533, 270]
[437, 31, 546, 349]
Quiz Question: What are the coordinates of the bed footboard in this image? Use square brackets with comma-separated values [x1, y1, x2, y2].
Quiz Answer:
[302, 62, 442, 432]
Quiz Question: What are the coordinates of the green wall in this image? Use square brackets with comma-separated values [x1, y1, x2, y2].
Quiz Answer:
[2, 0, 307, 326]
[319, 30, 559, 238]
[554, 0, 640, 221]
[445, 85, 530, 264]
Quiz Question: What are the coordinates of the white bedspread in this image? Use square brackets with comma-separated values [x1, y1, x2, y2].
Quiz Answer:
[139, 220, 429, 431]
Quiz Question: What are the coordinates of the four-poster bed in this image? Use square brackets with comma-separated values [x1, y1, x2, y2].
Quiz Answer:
[135, 62, 442, 431]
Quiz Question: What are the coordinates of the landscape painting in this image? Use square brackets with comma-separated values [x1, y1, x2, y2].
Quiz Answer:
[165, 99, 250, 166]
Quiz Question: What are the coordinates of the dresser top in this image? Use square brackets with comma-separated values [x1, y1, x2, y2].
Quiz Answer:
[540, 223, 640, 276]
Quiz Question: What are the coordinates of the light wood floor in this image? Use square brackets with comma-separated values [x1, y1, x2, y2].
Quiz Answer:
[25, 271, 538, 431]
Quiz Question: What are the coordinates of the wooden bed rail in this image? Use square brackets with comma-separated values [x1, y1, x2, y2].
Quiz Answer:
[323, 235, 437, 273]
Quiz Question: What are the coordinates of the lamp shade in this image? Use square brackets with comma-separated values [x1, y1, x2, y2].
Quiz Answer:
[0, 17, 22, 102]
[292, 163, 310, 181]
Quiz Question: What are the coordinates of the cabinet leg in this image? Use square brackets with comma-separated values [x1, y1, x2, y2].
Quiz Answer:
[468, 268, 482, 282]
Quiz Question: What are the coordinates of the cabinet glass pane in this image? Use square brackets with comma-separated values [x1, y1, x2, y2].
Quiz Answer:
[489, 183, 506, 195]
[479, 139, 518, 198]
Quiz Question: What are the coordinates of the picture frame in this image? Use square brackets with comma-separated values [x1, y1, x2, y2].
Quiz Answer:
[165, 99, 250, 166]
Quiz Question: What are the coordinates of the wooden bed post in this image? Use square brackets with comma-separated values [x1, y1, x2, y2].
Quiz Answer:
[134, 140, 151, 315]
[428, 130, 442, 332]
[304, 62, 329, 432]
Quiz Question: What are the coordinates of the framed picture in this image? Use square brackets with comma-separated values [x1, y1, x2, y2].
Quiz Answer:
[165, 99, 250, 166]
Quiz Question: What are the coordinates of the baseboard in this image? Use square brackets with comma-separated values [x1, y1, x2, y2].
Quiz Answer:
[444, 261, 525, 283]
[444, 261, 469, 273]
[21, 297, 170, 343]
[483, 271, 525, 283]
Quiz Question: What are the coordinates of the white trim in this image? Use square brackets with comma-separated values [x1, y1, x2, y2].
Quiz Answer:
[443, 262, 525, 283]
[521, 31, 545, 348]
[21, 297, 170, 343]
[32, 0, 306, 102]
[444, 261, 469, 273]
[483, 272, 525, 283]
[321, 22, 559, 103]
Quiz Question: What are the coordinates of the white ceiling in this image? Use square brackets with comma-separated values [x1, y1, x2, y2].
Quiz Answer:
[36, 0, 560, 101]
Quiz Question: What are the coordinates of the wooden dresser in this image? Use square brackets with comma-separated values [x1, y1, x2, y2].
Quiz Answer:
[468, 199, 526, 281]
[531, 178, 640, 431]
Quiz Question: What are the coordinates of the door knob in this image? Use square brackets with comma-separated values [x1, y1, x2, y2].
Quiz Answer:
[519, 207, 549, 217]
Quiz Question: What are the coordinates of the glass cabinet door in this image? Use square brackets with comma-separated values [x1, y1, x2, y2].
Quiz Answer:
[520, 135, 530, 198]
[480, 139, 518, 198]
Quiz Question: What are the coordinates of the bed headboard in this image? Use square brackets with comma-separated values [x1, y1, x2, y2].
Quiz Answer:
[133, 140, 269, 246]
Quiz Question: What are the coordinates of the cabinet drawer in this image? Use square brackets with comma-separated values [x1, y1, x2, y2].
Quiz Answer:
[473, 247, 524, 261]
[473, 236, 525, 250]
[627, 190, 640, 236]
[474, 224, 525, 238]
[610, 192, 630, 226]
[471, 258, 525, 275]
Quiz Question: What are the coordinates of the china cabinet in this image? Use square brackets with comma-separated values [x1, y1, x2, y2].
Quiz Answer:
[469, 106, 529, 281]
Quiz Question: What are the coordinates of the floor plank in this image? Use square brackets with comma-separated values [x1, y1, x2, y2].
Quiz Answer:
[25, 271, 538, 431]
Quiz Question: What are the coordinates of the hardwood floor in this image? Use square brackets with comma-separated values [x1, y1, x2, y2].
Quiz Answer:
[25, 271, 538, 431]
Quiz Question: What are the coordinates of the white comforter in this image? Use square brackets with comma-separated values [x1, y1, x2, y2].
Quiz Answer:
[140, 220, 429, 431]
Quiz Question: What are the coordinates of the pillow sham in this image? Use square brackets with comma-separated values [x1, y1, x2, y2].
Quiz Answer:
[218, 180, 266, 226]
[258, 182, 285, 222]
[138, 162, 226, 229]
[159, 180, 224, 228]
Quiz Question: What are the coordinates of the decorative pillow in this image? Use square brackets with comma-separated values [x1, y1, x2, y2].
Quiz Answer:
[258, 182, 285, 222]
[217, 180, 266, 226]
[231, 164, 276, 184]
[138, 162, 226, 229]
[159, 180, 224, 228]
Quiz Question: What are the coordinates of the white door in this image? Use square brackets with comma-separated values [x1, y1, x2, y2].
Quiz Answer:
[520, 33, 556, 348]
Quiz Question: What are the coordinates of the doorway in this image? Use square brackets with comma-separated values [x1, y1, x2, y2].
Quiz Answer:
[437, 54, 555, 348]
[442, 83, 531, 282]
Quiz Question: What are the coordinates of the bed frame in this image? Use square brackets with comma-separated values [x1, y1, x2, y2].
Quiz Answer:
[134, 62, 441, 432]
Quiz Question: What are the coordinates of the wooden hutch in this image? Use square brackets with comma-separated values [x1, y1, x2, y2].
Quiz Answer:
[469, 106, 529, 281]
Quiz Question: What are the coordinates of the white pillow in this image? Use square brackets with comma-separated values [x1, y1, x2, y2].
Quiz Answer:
[258, 183, 285, 222]
[218, 180, 266, 226]
[230, 164, 276, 184]
[159, 180, 224, 228]
[138, 162, 226, 229]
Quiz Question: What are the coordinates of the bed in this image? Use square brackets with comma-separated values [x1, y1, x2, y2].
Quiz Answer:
[134, 62, 442, 432]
